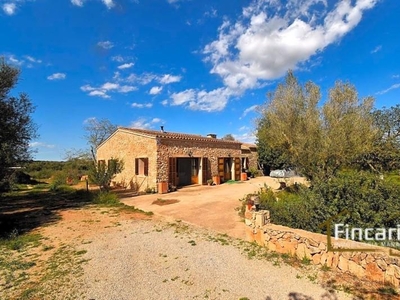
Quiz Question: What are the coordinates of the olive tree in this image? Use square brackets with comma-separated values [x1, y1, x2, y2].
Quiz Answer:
[0, 58, 38, 191]
[257, 71, 376, 182]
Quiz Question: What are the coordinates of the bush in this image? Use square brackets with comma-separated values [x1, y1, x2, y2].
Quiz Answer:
[254, 170, 400, 236]
[93, 192, 121, 206]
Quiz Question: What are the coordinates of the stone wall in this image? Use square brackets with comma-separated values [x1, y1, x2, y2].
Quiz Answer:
[245, 209, 400, 287]
[157, 138, 242, 182]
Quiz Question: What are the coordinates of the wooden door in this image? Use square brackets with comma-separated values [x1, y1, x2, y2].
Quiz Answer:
[191, 158, 199, 184]
[224, 158, 232, 181]
[169, 157, 178, 187]
[218, 158, 224, 182]
[202, 157, 209, 185]
[234, 157, 241, 181]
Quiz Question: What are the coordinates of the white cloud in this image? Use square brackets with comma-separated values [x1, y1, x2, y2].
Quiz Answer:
[371, 45, 382, 54]
[97, 41, 114, 49]
[161, 99, 168, 106]
[204, 8, 217, 18]
[81, 82, 137, 98]
[71, 0, 84, 7]
[149, 86, 163, 95]
[131, 102, 153, 108]
[130, 117, 163, 129]
[89, 90, 110, 98]
[392, 75, 399, 79]
[6, 55, 23, 66]
[169, 87, 232, 112]
[241, 104, 258, 118]
[203, 0, 377, 94]
[29, 142, 56, 149]
[159, 74, 182, 84]
[118, 85, 137, 93]
[24, 55, 42, 63]
[118, 62, 134, 69]
[376, 83, 400, 95]
[2, 3, 16, 15]
[47, 73, 66, 80]
[102, 0, 115, 9]
[232, 131, 256, 144]
[112, 55, 124, 62]
[170, 89, 196, 106]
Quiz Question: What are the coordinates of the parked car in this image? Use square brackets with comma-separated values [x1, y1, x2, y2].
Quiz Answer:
[269, 169, 296, 178]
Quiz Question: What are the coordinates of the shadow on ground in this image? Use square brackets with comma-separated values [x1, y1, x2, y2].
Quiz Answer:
[0, 185, 92, 238]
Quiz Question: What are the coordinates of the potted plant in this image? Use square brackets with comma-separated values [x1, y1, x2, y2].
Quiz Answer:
[212, 173, 220, 185]
[207, 179, 213, 186]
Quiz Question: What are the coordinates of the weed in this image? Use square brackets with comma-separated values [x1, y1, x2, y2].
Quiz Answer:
[307, 273, 317, 282]
[377, 285, 399, 295]
[321, 264, 330, 272]
[188, 240, 197, 246]
[301, 256, 311, 265]
[0, 230, 42, 251]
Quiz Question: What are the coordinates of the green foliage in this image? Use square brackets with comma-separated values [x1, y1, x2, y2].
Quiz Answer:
[88, 158, 124, 191]
[92, 191, 121, 206]
[0, 58, 38, 191]
[257, 71, 376, 182]
[255, 170, 400, 236]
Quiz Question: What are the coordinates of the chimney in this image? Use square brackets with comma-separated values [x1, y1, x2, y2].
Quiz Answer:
[160, 126, 165, 133]
[207, 133, 217, 139]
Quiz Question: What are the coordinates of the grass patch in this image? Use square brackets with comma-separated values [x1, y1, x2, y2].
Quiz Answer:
[0, 230, 42, 251]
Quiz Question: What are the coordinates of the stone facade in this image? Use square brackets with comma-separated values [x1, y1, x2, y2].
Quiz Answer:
[96, 127, 243, 192]
[245, 210, 400, 287]
[241, 143, 259, 173]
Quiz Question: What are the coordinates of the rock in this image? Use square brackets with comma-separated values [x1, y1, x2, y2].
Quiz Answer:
[320, 252, 328, 266]
[325, 252, 335, 268]
[296, 243, 311, 260]
[376, 259, 388, 271]
[263, 233, 271, 242]
[267, 241, 276, 252]
[348, 260, 365, 278]
[312, 254, 321, 265]
[318, 243, 326, 251]
[386, 265, 400, 279]
[365, 263, 384, 282]
[338, 256, 349, 272]
[365, 254, 375, 264]
[277, 240, 297, 255]
[309, 246, 321, 254]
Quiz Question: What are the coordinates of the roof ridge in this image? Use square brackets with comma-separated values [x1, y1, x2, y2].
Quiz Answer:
[118, 127, 242, 143]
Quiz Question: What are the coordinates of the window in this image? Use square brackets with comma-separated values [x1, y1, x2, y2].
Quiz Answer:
[135, 158, 149, 176]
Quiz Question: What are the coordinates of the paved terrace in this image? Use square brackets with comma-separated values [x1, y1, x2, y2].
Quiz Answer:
[121, 176, 306, 239]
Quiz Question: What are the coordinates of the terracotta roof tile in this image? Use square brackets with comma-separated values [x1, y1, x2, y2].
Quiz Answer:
[118, 127, 242, 144]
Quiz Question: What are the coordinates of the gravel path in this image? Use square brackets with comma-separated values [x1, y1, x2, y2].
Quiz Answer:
[80, 218, 350, 300]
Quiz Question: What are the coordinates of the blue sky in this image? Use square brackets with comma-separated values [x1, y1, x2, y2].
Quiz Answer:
[1, 0, 399, 161]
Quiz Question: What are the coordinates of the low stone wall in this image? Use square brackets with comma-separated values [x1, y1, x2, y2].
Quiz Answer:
[245, 209, 400, 287]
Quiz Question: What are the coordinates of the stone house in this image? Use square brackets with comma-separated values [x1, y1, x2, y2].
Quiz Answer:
[96, 127, 246, 192]
[240, 143, 259, 173]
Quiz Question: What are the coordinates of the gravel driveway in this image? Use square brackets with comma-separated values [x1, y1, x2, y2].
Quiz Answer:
[81, 218, 350, 300]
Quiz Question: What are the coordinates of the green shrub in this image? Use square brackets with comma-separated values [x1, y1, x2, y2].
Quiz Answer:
[93, 192, 121, 206]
